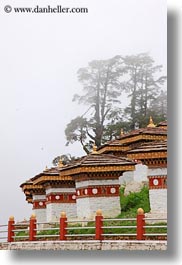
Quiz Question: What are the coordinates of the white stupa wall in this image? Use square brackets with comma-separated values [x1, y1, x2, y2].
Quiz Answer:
[45, 187, 77, 222]
[149, 189, 167, 213]
[76, 197, 121, 219]
[75, 179, 121, 219]
[148, 167, 167, 176]
[32, 194, 46, 223]
[46, 203, 77, 222]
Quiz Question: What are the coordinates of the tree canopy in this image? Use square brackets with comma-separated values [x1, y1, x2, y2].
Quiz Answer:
[64, 53, 167, 155]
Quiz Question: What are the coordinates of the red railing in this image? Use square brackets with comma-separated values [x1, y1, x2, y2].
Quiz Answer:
[0, 208, 167, 243]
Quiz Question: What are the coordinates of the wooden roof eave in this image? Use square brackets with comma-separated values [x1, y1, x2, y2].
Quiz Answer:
[59, 164, 136, 177]
[21, 184, 44, 192]
[33, 175, 74, 185]
[127, 147, 167, 154]
[127, 151, 167, 160]
[97, 145, 129, 154]
[118, 134, 167, 145]
[97, 134, 167, 154]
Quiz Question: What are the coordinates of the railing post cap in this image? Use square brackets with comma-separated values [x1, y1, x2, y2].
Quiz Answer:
[96, 209, 102, 216]
[137, 208, 144, 215]
[9, 216, 14, 221]
[61, 211, 66, 218]
[30, 213, 36, 219]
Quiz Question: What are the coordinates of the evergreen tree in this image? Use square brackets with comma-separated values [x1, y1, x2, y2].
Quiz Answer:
[65, 56, 125, 153]
[123, 53, 166, 129]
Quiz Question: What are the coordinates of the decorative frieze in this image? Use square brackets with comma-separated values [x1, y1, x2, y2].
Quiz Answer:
[138, 158, 167, 168]
[97, 145, 130, 154]
[127, 151, 167, 160]
[148, 175, 167, 189]
[76, 185, 119, 198]
[33, 201, 46, 209]
[119, 134, 167, 145]
[60, 165, 135, 176]
[73, 172, 122, 182]
[32, 194, 46, 210]
[33, 175, 73, 185]
[46, 193, 76, 204]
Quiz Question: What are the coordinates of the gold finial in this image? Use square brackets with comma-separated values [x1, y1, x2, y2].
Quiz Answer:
[96, 209, 102, 216]
[9, 216, 14, 221]
[137, 208, 144, 215]
[147, 116, 156, 127]
[30, 213, 36, 219]
[120, 128, 124, 136]
[61, 211, 66, 218]
[92, 144, 98, 154]
[58, 158, 64, 168]
[44, 165, 49, 171]
[27, 198, 33, 203]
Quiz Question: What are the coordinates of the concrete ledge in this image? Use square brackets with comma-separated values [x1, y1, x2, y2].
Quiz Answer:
[0, 240, 167, 251]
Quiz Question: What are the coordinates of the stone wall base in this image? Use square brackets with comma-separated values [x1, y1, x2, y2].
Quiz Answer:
[0, 240, 167, 251]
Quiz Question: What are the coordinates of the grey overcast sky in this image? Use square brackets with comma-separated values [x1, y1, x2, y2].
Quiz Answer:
[0, 0, 167, 224]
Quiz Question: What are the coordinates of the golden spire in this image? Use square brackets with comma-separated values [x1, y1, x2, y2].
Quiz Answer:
[44, 166, 49, 171]
[120, 128, 124, 136]
[147, 116, 156, 128]
[92, 144, 98, 154]
[58, 158, 64, 168]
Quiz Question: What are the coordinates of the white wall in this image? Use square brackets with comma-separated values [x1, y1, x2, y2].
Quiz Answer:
[148, 167, 167, 176]
[76, 179, 119, 189]
[149, 189, 167, 213]
[33, 208, 46, 224]
[46, 203, 77, 222]
[76, 196, 121, 219]
[45, 188, 75, 195]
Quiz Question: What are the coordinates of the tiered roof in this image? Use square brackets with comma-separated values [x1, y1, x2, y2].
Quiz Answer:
[127, 140, 167, 154]
[58, 152, 136, 176]
[20, 118, 167, 203]
[20, 180, 45, 204]
[97, 118, 167, 155]
[127, 140, 167, 167]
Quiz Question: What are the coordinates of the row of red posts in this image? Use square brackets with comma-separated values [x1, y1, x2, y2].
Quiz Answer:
[8, 208, 145, 242]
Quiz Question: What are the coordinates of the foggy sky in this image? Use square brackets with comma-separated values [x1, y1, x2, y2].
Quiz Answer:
[0, 0, 167, 225]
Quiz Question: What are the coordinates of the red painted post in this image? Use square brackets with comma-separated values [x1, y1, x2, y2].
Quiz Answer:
[137, 208, 145, 240]
[29, 214, 37, 241]
[60, 212, 67, 240]
[95, 209, 103, 240]
[8, 216, 15, 242]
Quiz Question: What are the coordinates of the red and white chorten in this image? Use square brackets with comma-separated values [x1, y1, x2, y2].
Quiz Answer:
[20, 118, 167, 222]
[59, 146, 136, 219]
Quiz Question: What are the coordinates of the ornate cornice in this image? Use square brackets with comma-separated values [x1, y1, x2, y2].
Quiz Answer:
[33, 175, 73, 185]
[59, 165, 135, 176]
[97, 145, 129, 154]
[127, 151, 167, 160]
[119, 134, 167, 145]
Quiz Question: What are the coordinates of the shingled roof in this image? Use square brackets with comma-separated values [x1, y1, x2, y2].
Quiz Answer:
[97, 121, 167, 154]
[56, 152, 136, 177]
[156, 121, 167, 127]
[62, 153, 135, 168]
[30, 167, 60, 182]
[118, 126, 167, 138]
[127, 140, 167, 154]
